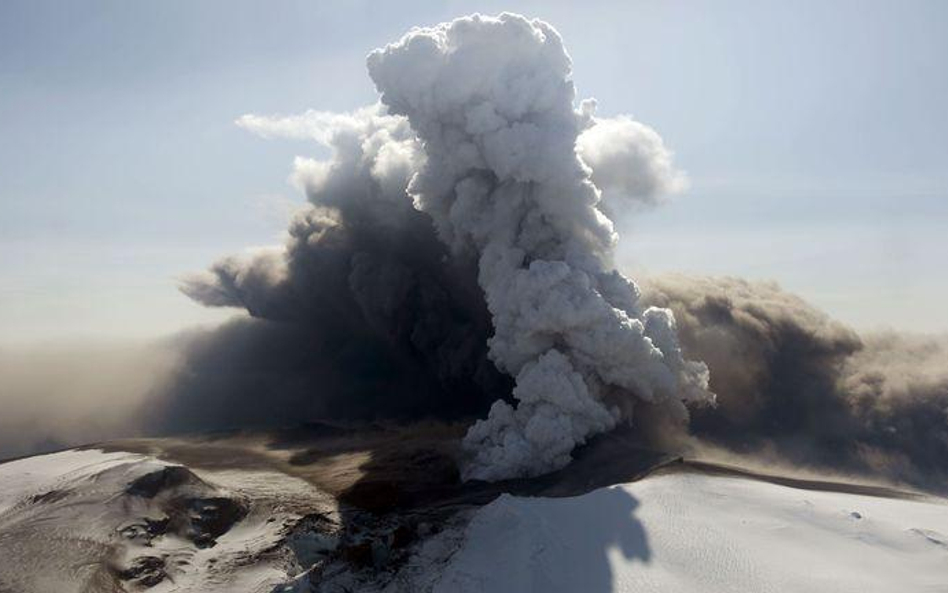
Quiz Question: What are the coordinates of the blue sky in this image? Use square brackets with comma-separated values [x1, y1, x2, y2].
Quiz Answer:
[1, 0, 946, 343]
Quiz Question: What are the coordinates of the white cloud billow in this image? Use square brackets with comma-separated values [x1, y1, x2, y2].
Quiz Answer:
[578, 112, 688, 207]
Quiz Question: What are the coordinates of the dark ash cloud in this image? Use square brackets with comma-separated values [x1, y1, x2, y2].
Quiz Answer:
[643, 275, 948, 489]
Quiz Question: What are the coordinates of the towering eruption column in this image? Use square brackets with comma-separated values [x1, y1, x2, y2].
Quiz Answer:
[369, 13, 713, 481]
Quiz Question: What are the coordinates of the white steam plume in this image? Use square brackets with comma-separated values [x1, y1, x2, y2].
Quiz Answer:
[367, 13, 711, 480]
[577, 112, 688, 208]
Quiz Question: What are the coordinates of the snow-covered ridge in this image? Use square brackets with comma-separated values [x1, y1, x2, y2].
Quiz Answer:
[417, 472, 948, 593]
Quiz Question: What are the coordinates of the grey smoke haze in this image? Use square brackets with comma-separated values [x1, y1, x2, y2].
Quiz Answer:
[0, 340, 179, 459]
[6, 275, 946, 489]
[643, 275, 948, 487]
[167, 103, 511, 433]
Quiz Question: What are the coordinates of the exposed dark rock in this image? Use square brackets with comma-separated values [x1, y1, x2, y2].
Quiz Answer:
[342, 541, 374, 568]
[115, 555, 166, 587]
[391, 524, 413, 549]
[126, 466, 197, 498]
[176, 496, 248, 548]
[118, 517, 170, 544]
[28, 489, 69, 505]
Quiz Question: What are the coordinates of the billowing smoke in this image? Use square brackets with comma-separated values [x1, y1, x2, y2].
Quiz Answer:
[643, 275, 948, 488]
[577, 112, 687, 212]
[166, 105, 510, 432]
[174, 13, 708, 480]
[7, 12, 938, 489]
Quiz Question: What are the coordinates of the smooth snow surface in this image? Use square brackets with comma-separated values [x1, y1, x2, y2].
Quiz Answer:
[0, 448, 148, 514]
[429, 472, 948, 593]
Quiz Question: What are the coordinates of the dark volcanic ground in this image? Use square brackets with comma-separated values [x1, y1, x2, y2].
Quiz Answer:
[100, 421, 678, 513]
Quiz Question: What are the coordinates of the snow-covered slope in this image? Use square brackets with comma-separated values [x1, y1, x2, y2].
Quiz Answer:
[3, 441, 947, 593]
[0, 448, 334, 593]
[417, 472, 948, 593]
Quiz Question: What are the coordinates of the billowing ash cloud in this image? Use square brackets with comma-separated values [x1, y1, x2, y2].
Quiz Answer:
[174, 13, 705, 480]
[167, 104, 510, 432]
[365, 13, 710, 480]
[3, 14, 944, 489]
[643, 275, 948, 488]
[160, 12, 948, 488]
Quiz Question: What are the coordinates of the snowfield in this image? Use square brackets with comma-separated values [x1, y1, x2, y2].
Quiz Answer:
[2, 447, 947, 593]
[421, 472, 948, 593]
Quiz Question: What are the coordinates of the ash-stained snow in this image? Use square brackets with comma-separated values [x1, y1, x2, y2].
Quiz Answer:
[3, 443, 948, 593]
[0, 448, 335, 593]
